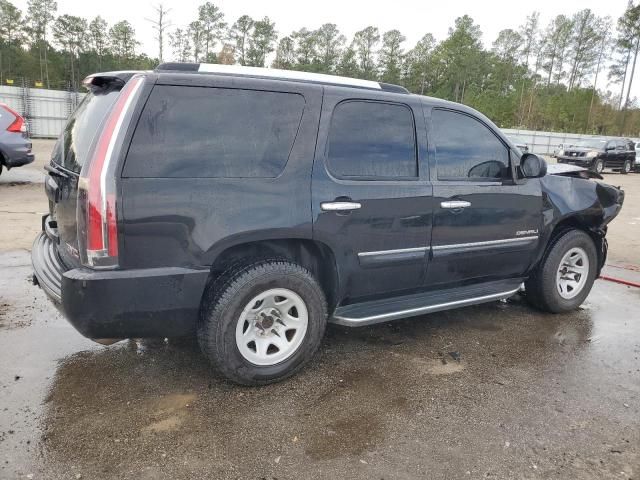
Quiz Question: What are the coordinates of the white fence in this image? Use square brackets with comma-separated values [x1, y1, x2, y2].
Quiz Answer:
[0, 83, 83, 138]
[0, 83, 635, 150]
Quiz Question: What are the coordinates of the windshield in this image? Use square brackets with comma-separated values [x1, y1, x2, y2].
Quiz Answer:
[573, 139, 607, 149]
[52, 87, 121, 173]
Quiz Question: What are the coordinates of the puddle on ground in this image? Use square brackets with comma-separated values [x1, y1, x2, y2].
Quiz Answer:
[142, 393, 198, 434]
[2, 251, 640, 479]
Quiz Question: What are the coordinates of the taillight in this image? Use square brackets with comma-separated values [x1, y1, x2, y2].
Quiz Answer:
[1, 104, 26, 133]
[77, 75, 145, 269]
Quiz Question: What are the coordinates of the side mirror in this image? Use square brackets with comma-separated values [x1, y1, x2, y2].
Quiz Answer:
[605, 145, 615, 151]
[520, 153, 547, 178]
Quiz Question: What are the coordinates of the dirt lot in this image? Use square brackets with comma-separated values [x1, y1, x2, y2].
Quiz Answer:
[0, 140, 639, 479]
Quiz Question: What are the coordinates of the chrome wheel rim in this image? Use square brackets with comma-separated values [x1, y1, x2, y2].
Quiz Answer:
[623, 161, 631, 173]
[235, 288, 308, 366]
[556, 247, 589, 299]
[595, 161, 604, 173]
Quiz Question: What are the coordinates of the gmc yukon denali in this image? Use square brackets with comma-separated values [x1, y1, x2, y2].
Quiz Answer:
[32, 64, 625, 385]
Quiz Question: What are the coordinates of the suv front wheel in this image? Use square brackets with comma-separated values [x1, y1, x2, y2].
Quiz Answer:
[525, 230, 598, 313]
[592, 159, 604, 174]
[198, 259, 327, 385]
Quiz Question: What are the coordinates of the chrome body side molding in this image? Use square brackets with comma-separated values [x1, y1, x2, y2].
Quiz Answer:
[432, 236, 539, 254]
[357, 246, 429, 268]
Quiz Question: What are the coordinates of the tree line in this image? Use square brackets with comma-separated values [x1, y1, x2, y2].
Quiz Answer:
[1, 0, 640, 136]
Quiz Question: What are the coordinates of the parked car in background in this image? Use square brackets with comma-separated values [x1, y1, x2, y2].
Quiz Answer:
[32, 64, 624, 385]
[506, 135, 529, 153]
[0, 103, 34, 175]
[557, 138, 635, 174]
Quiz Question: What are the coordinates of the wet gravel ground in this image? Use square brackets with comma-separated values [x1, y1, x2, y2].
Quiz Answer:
[1, 140, 640, 478]
[1, 250, 639, 479]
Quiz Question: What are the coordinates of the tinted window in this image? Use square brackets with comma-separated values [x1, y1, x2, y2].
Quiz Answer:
[124, 85, 305, 178]
[616, 140, 627, 150]
[54, 88, 120, 173]
[433, 109, 509, 181]
[327, 101, 417, 179]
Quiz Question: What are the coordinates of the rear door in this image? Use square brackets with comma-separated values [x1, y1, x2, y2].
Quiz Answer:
[311, 89, 433, 303]
[425, 107, 542, 289]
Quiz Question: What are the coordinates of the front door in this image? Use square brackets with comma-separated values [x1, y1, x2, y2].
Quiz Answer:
[425, 107, 542, 289]
[312, 91, 433, 303]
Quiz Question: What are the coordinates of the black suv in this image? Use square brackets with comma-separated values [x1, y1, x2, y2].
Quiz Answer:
[557, 138, 636, 174]
[32, 64, 624, 385]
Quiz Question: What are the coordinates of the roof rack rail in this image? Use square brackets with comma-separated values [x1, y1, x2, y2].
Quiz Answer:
[155, 63, 409, 94]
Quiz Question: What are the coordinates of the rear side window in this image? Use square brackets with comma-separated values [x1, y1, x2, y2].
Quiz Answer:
[54, 88, 120, 173]
[433, 109, 509, 181]
[124, 85, 305, 178]
[327, 100, 417, 179]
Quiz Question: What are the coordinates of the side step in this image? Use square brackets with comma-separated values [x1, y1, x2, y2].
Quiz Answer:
[331, 279, 524, 327]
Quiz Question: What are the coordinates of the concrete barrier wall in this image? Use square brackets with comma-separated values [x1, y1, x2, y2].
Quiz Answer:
[0, 84, 83, 138]
[502, 128, 640, 156]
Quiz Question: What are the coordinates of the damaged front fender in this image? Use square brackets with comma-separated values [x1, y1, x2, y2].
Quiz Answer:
[536, 174, 624, 274]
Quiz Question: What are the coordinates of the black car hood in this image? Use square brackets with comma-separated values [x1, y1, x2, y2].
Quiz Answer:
[547, 163, 603, 180]
[564, 147, 603, 153]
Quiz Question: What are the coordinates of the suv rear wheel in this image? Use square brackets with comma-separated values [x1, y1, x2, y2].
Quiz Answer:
[525, 230, 598, 313]
[198, 259, 327, 385]
[621, 159, 632, 174]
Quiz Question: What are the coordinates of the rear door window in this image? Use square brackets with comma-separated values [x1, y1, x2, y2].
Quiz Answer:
[123, 85, 305, 178]
[432, 109, 509, 181]
[326, 100, 417, 179]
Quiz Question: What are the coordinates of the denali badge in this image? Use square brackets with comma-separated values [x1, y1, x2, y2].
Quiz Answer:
[516, 229, 539, 236]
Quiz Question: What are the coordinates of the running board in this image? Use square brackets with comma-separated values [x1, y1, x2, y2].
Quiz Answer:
[331, 279, 524, 327]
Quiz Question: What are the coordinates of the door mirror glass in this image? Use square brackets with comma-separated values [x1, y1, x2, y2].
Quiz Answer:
[520, 153, 547, 178]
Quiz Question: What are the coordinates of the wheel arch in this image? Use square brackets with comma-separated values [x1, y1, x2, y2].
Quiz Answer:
[538, 215, 606, 276]
[203, 238, 340, 311]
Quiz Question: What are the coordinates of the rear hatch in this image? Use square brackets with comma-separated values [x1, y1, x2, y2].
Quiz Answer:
[45, 72, 140, 269]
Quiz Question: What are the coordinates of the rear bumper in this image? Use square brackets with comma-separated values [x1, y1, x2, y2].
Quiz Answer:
[1, 136, 34, 168]
[32, 232, 209, 338]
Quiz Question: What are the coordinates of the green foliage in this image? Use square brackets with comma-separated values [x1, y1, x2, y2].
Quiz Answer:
[2, 0, 640, 135]
[246, 16, 276, 67]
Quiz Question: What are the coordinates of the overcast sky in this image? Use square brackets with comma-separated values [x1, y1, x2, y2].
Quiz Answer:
[11, 0, 637, 96]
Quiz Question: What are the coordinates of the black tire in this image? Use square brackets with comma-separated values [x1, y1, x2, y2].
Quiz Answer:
[197, 259, 327, 386]
[621, 159, 632, 174]
[592, 159, 604, 174]
[525, 229, 598, 313]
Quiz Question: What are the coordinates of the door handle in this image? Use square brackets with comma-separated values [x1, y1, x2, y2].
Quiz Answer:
[321, 201, 362, 212]
[441, 200, 471, 209]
